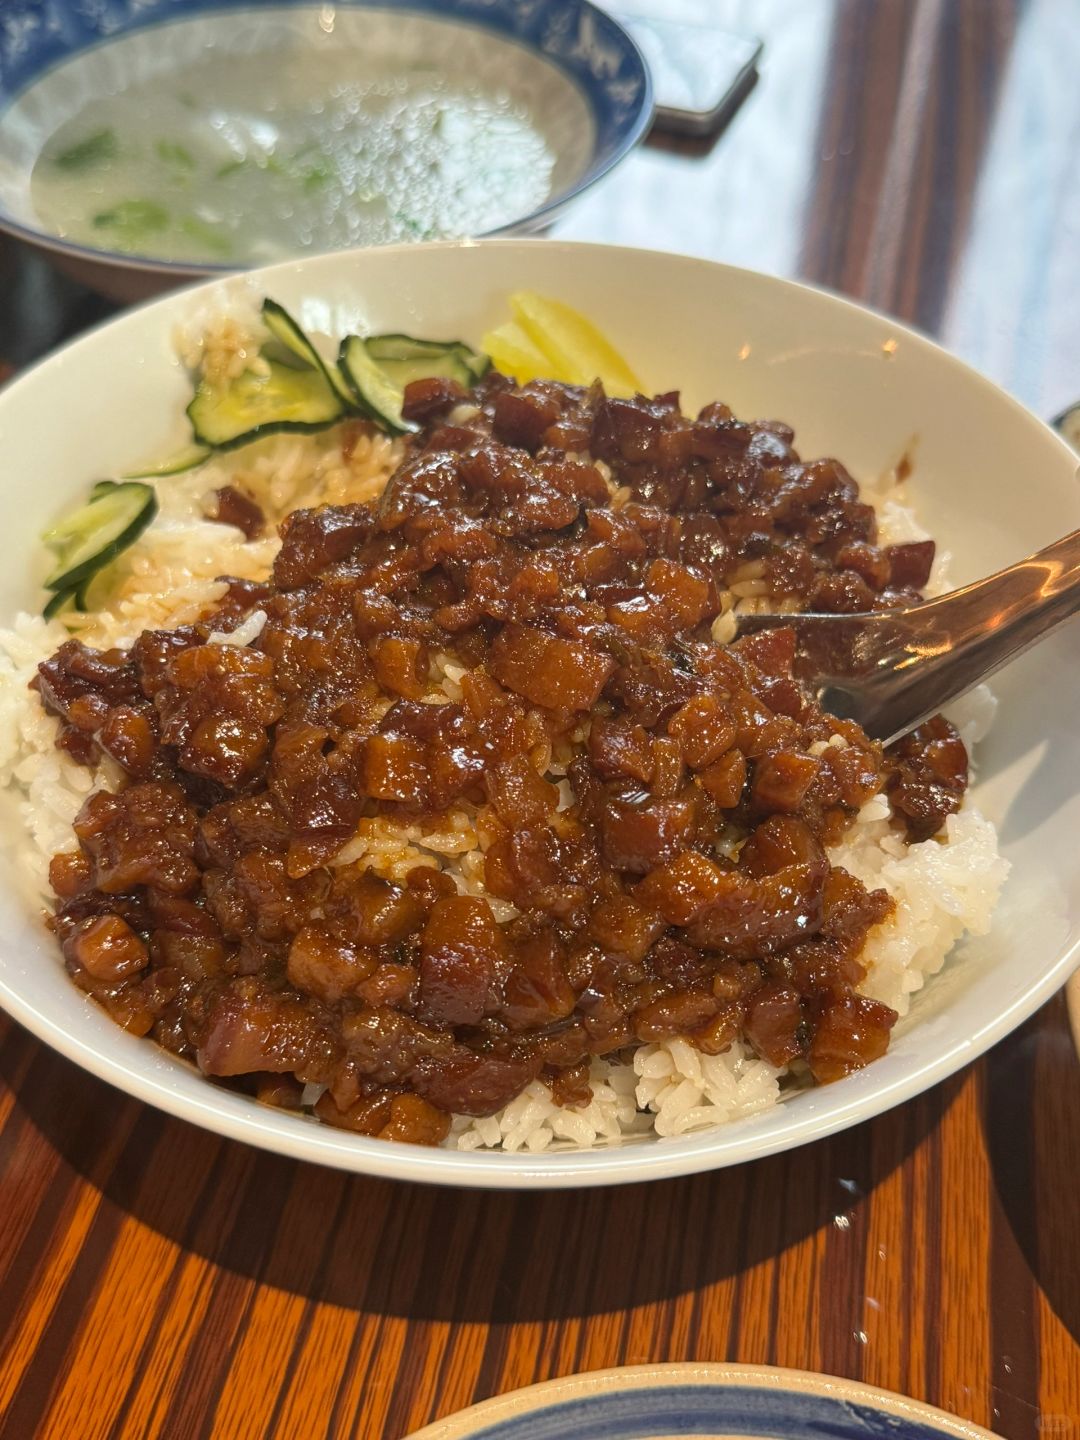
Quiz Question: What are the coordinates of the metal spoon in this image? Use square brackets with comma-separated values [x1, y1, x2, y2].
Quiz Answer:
[734, 528, 1080, 746]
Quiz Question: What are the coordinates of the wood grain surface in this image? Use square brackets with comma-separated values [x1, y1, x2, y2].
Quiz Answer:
[1, 2, 1078, 1437]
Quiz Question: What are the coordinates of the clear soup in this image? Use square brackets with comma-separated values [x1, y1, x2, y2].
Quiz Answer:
[30, 45, 557, 264]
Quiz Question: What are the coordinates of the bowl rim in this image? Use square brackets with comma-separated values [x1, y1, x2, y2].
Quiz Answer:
[401, 1361, 1000, 1439]
[0, 0, 653, 278]
[1, 235, 1077, 1190]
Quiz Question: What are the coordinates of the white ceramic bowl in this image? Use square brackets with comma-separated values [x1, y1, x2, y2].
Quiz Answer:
[1, 239, 1077, 1189]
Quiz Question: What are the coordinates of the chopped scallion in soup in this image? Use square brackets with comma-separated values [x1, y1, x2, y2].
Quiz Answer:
[31, 48, 557, 263]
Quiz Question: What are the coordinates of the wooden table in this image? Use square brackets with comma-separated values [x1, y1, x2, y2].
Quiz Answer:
[1, 2, 1078, 1436]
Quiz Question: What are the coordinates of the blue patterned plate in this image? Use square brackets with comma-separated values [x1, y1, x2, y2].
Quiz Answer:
[405, 1365, 1000, 1439]
[0, 0, 651, 296]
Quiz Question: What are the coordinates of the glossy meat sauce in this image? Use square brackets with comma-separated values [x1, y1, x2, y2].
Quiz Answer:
[35, 375, 969, 1145]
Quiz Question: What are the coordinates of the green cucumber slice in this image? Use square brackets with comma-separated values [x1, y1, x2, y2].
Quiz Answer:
[44, 568, 104, 618]
[460, 349, 492, 383]
[377, 352, 472, 391]
[338, 335, 418, 436]
[43, 586, 79, 619]
[262, 298, 320, 369]
[74, 559, 121, 614]
[365, 334, 459, 360]
[123, 443, 211, 478]
[187, 357, 345, 450]
[48, 570, 104, 617]
[42, 482, 158, 593]
[365, 333, 489, 389]
[261, 299, 357, 407]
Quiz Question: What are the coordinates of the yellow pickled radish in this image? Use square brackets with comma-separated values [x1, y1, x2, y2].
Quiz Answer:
[479, 321, 552, 385]
[508, 291, 642, 396]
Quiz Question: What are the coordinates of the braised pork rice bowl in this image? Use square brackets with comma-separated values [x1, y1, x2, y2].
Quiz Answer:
[0, 283, 1010, 1158]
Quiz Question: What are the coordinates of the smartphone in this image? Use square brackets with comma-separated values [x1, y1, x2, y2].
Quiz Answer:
[613, 13, 763, 138]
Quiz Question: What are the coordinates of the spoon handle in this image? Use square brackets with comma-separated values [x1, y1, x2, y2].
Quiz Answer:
[916, 526, 1080, 653]
[735, 528, 1080, 743]
[842, 528, 1080, 743]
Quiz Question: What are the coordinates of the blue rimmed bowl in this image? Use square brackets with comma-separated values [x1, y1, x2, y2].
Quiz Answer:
[403, 1364, 1000, 1439]
[0, 0, 651, 300]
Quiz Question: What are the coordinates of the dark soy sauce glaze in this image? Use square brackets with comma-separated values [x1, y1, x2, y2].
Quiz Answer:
[34, 373, 967, 1143]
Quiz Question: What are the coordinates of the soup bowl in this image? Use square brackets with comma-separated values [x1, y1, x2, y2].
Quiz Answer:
[0, 0, 651, 301]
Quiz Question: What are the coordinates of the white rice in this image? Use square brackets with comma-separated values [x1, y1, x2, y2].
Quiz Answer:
[57, 425, 402, 651]
[0, 405, 1009, 1153]
[450, 796, 1007, 1152]
[172, 286, 269, 387]
[828, 798, 1007, 1013]
[0, 612, 124, 900]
